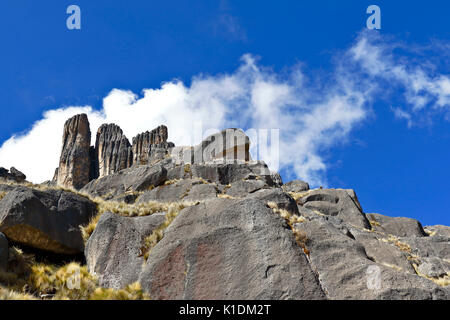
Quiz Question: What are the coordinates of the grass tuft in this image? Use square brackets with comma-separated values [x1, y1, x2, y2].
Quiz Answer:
[141, 202, 198, 260]
[0, 191, 8, 201]
[267, 202, 309, 255]
[80, 198, 198, 242]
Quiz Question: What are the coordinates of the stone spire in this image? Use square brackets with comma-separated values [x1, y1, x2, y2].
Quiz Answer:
[57, 114, 92, 189]
[95, 124, 133, 178]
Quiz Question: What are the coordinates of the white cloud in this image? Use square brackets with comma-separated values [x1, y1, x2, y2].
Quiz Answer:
[350, 32, 450, 116]
[1, 32, 449, 186]
[392, 107, 413, 128]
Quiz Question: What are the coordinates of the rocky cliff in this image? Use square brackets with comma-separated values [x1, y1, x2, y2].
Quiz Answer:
[0, 113, 449, 300]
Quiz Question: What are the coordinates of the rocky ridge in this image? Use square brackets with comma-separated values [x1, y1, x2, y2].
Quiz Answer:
[0, 113, 449, 300]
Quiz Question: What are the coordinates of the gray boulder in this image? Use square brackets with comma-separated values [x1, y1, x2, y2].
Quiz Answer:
[136, 179, 206, 203]
[225, 179, 267, 197]
[299, 189, 370, 229]
[81, 164, 167, 200]
[85, 212, 166, 289]
[282, 180, 310, 193]
[9, 167, 26, 183]
[246, 188, 298, 214]
[139, 198, 326, 300]
[0, 167, 27, 184]
[0, 186, 97, 254]
[0, 233, 8, 270]
[366, 213, 427, 237]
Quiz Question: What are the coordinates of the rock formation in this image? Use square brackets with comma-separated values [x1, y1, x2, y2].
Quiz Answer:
[132, 125, 173, 165]
[0, 167, 27, 183]
[1, 113, 449, 300]
[95, 124, 133, 178]
[171, 128, 251, 164]
[56, 114, 92, 189]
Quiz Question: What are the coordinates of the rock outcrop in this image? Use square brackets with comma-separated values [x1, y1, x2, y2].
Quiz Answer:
[132, 125, 173, 166]
[282, 179, 309, 193]
[81, 164, 168, 200]
[56, 114, 92, 189]
[4, 112, 448, 301]
[95, 124, 133, 178]
[0, 167, 27, 183]
[171, 128, 251, 164]
[0, 186, 97, 254]
[54, 116, 176, 190]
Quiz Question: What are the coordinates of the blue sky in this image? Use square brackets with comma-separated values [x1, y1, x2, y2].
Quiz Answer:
[0, 1, 449, 226]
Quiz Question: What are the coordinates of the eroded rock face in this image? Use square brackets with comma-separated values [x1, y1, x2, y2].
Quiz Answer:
[85, 212, 166, 289]
[0, 186, 97, 254]
[132, 126, 173, 166]
[139, 198, 326, 300]
[57, 114, 92, 189]
[95, 124, 133, 178]
[294, 218, 449, 299]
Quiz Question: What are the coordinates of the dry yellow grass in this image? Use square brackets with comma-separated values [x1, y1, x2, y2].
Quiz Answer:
[412, 264, 450, 287]
[267, 201, 309, 255]
[0, 191, 7, 201]
[369, 219, 381, 227]
[217, 193, 235, 199]
[1, 257, 151, 300]
[288, 190, 312, 202]
[80, 197, 199, 242]
[89, 282, 150, 300]
[381, 235, 412, 254]
[0, 286, 37, 300]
